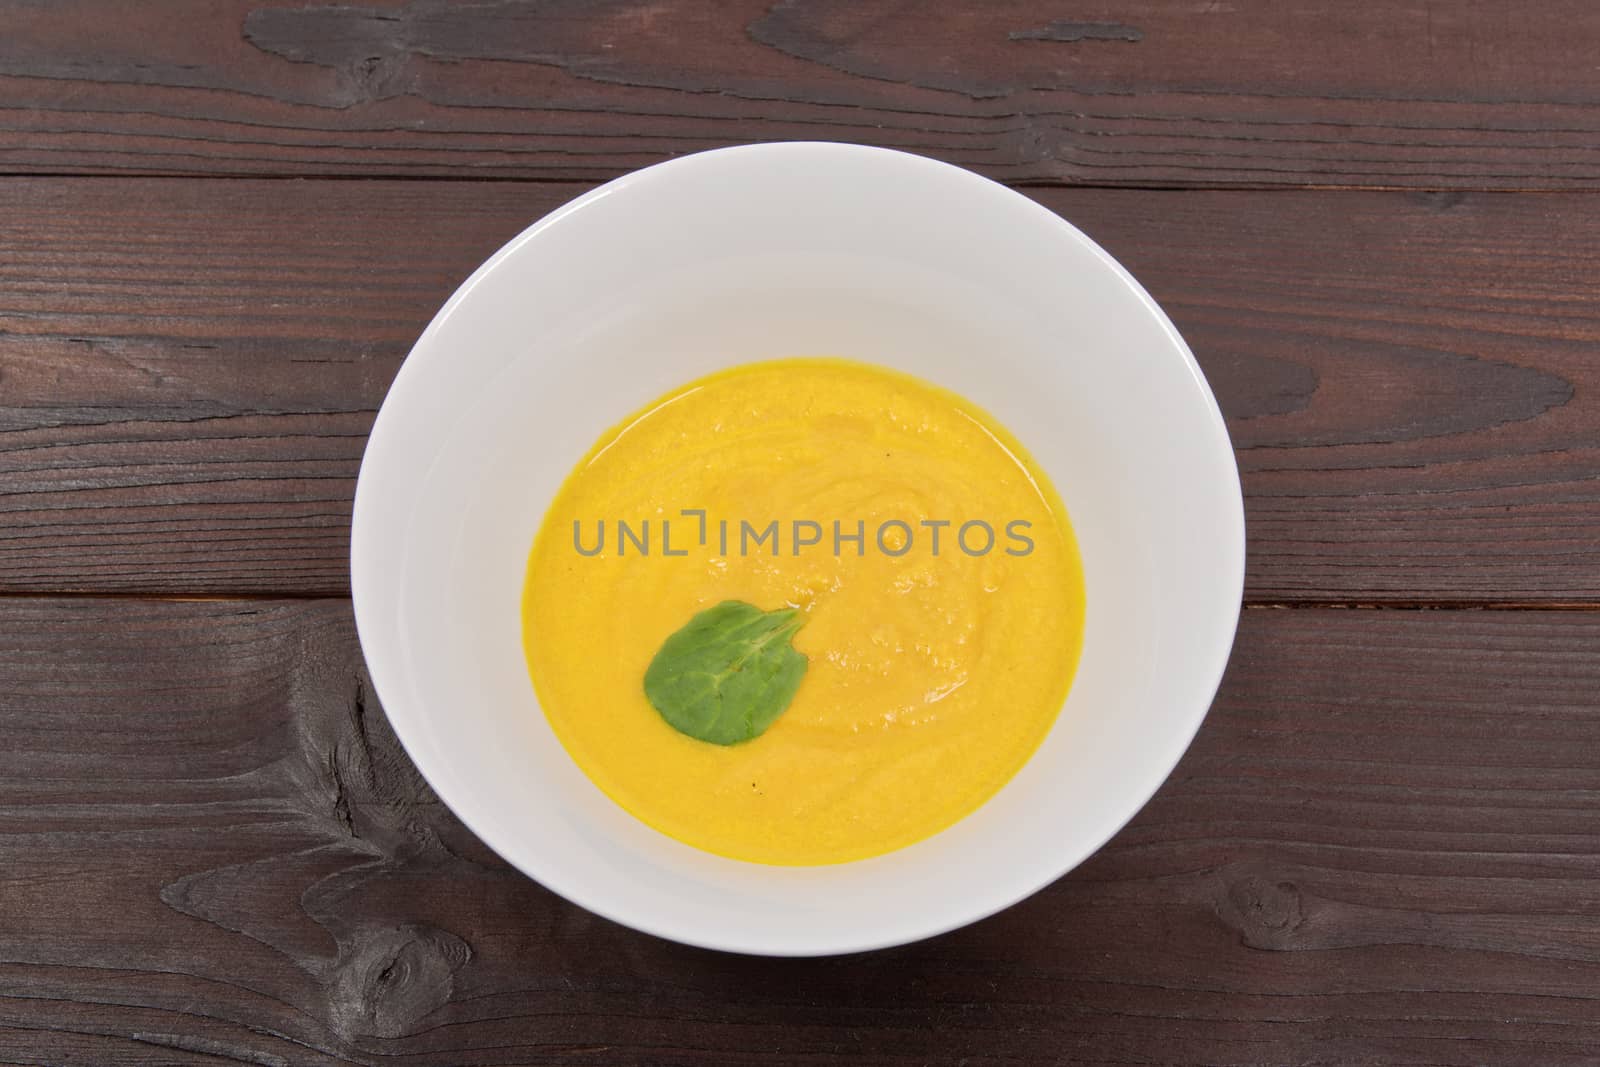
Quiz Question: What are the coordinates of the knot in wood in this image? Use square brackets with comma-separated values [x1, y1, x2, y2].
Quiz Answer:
[329, 922, 472, 1040]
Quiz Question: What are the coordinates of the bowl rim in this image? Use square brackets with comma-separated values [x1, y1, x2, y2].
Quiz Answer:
[351, 141, 1245, 955]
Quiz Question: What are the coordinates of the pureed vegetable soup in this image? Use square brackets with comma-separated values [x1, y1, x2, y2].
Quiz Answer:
[522, 359, 1085, 865]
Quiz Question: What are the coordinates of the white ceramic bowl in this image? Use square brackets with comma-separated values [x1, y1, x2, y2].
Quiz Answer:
[352, 142, 1243, 956]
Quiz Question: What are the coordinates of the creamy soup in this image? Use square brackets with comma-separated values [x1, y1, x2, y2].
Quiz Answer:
[522, 358, 1084, 865]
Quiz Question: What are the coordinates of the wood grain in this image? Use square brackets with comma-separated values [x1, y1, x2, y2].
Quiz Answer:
[1, 598, 1598, 1065]
[5, 6, 1596, 1066]
[2, 177, 1597, 600]
[2, 0, 1600, 189]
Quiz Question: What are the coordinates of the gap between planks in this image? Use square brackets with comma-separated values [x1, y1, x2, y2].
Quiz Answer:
[3, 169, 1600, 196]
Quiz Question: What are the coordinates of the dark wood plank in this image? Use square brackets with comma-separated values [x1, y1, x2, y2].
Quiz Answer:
[3, 177, 1598, 601]
[2, 598, 1599, 1064]
[0, 176, 524, 596]
[2, 0, 1600, 189]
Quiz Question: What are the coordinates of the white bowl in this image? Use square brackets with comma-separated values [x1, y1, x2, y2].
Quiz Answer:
[351, 142, 1243, 956]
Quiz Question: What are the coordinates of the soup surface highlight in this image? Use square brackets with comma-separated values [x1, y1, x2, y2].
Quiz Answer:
[522, 358, 1084, 865]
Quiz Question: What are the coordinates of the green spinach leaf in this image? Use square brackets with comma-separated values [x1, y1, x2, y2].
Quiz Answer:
[644, 600, 809, 745]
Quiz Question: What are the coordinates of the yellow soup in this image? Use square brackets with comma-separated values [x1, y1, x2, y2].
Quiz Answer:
[522, 359, 1084, 865]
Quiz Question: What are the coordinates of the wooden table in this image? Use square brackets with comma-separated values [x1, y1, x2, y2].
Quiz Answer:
[4, 3, 1599, 1064]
